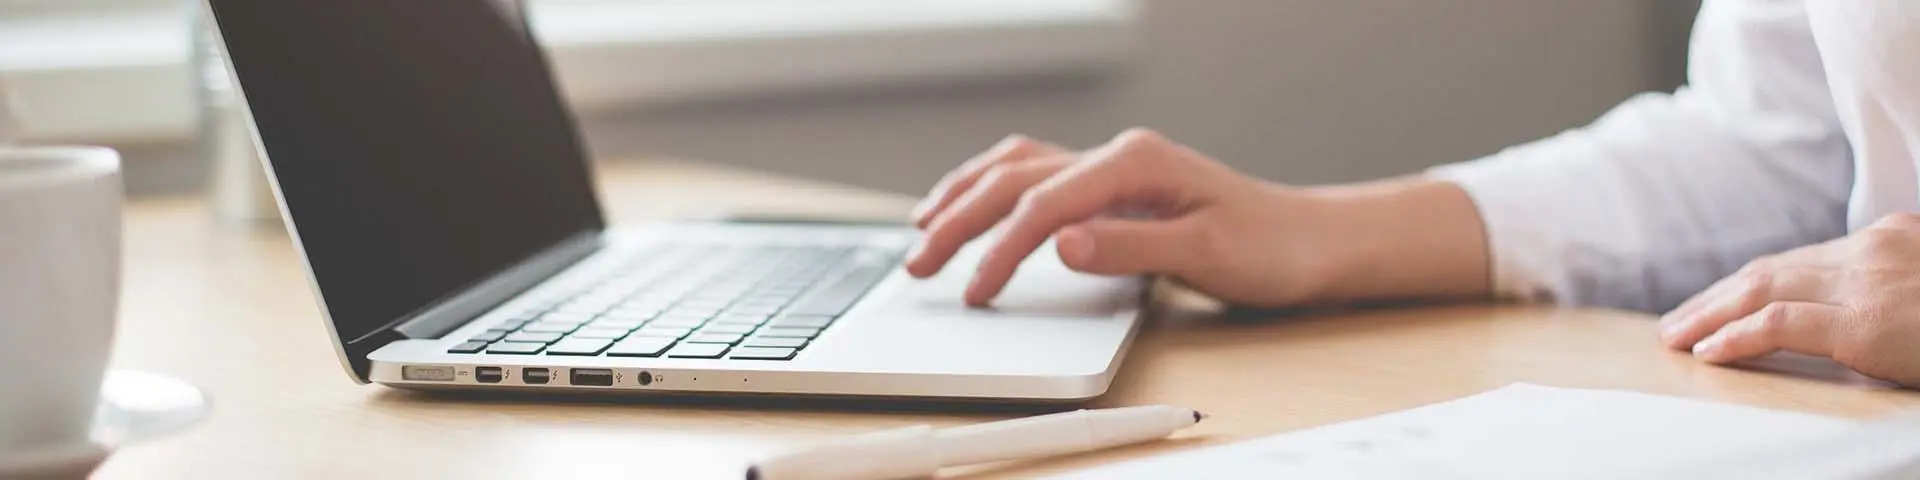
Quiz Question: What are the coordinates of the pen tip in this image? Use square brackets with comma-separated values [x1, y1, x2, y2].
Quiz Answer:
[1193, 411, 1208, 423]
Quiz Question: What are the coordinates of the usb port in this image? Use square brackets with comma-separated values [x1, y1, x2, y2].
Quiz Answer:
[475, 366, 504, 384]
[523, 368, 551, 385]
[569, 368, 613, 386]
[402, 365, 455, 382]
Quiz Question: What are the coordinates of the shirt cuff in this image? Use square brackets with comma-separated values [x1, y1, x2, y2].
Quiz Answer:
[1427, 158, 1562, 304]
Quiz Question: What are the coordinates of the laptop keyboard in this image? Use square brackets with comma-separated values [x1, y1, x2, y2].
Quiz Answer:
[446, 241, 904, 361]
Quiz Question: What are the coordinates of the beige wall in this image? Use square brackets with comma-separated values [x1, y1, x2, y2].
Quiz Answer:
[582, 0, 1702, 194]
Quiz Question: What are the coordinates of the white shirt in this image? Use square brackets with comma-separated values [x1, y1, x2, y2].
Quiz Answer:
[1429, 0, 1920, 312]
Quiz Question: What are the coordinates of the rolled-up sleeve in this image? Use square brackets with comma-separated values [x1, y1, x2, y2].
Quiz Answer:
[1427, 0, 1854, 312]
[1807, 1, 1920, 229]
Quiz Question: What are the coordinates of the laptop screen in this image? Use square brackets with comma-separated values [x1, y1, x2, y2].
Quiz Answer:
[208, 0, 604, 343]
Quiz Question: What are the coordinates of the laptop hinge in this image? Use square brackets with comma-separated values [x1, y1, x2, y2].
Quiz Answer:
[382, 231, 603, 340]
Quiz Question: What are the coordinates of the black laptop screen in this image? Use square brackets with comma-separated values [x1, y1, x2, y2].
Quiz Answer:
[208, 0, 604, 342]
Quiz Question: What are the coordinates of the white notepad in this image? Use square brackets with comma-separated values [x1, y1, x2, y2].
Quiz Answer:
[1052, 383, 1869, 480]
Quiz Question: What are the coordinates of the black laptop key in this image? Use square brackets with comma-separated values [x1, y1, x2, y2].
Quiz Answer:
[757, 327, 822, 339]
[617, 296, 671, 307]
[738, 294, 792, 305]
[741, 336, 807, 349]
[769, 315, 833, 329]
[696, 324, 756, 335]
[545, 338, 614, 356]
[568, 327, 631, 339]
[468, 329, 510, 343]
[752, 287, 806, 298]
[676, 300, 732, 312]
[621, 298, 674, 311]
[606, 338, 674, 357]
[685, 333, 745, 345]
[784, 263, 889, 317]
[551, 303, 605, 315]
[709, 313, 770, 326]
[539, 312, 596, 325]
[663, 307, 721, 319]
[599, 308, 658, 323]
[447, 340, 490, 354]
[503, 331, 563, 344]
[632, 326, 693, 339]
[485, 342, 544, 355]
[647, 316, 707, 329]
[706, 284, 753, 296]
[725, 304, 783, 316]
[728, 347, 797, 361]
[518, 322, 580, 334]
[586, 318, 645, 330]
[573, 293, 623, 305]
[684, 290, 740, 302]
[665, 343, 730, 359]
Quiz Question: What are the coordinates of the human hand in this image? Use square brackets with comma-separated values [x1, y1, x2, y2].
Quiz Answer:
[1659, 213, 1920, 387]
[905, 129, 1365, 307]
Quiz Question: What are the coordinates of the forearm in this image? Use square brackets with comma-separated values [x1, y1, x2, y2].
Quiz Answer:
[1293, 178, 1492, 304]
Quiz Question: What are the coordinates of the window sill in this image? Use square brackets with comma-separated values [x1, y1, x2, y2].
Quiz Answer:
[0, 0, 1134, 143]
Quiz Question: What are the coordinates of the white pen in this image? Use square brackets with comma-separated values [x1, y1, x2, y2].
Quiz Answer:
[747, 405, 1206, 480]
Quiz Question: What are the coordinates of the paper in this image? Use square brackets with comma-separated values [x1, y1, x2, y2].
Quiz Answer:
[1052, 383, 1865, 480]
[1643, 412, 1920, 479]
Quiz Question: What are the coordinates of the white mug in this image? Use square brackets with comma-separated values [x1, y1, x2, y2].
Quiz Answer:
[0, 147, 122, 456]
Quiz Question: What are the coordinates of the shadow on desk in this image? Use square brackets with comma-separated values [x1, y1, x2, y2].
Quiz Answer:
[1725, 352, 1898, 390]
[948, 435, 1216, 479]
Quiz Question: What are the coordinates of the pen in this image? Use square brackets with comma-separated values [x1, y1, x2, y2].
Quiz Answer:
[747, 405, 1206, 480]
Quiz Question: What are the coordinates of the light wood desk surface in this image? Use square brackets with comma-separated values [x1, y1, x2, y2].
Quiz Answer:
[98, 159, 1920, 479]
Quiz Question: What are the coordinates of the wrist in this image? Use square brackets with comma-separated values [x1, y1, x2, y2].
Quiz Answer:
[1296, 178, 1492, 303]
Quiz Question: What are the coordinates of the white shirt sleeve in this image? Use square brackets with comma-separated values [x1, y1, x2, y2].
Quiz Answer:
[1427, 0, 1854, 312]
[1806, 2, 1920, 229]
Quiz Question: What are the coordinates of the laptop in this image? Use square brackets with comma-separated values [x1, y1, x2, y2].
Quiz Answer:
[203, 0, 1143, 401]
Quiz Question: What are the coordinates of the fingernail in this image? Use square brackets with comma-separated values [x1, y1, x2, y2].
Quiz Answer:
[904, 242, 928, 267]
[1692, 336, 1721, 357]
[1660, 317, 1688, 338]
[909, 203, 930, 223]
[1058, 227, 1095, 267]
[964, 274, 989, 307]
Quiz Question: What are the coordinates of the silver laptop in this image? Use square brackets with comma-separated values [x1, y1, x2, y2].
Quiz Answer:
[205, 0, 1142, 401]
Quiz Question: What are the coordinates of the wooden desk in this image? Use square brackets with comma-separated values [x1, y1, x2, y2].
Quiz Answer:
[98, 160, 1920, 479]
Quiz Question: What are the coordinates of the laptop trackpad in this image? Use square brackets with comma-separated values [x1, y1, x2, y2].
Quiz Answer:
[892, 240, 1135, 317]
[804, 240, 1138, 374]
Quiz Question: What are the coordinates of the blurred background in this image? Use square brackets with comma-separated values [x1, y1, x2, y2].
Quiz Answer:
[0, 0, 1701, 198]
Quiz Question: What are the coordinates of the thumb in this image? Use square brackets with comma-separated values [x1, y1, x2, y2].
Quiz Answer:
[1055, 217, 1199, 275]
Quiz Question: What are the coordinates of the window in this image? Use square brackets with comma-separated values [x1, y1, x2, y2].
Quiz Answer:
[0, 0, 1133, 144]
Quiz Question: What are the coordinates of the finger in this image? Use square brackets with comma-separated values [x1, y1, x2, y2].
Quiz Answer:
[1661, 245, 1843, 328]
[1660, 266, 1835, 351]
[967, 129, 1199, 306]
[1661, 274, 1737, 331]
[1659, 273, 1756, 349]
[1691, 301, 1842, 363]
[905, 156, 1075, 277]
[912, 135, 1068, 228]
[1055, 217, 1204, 276]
